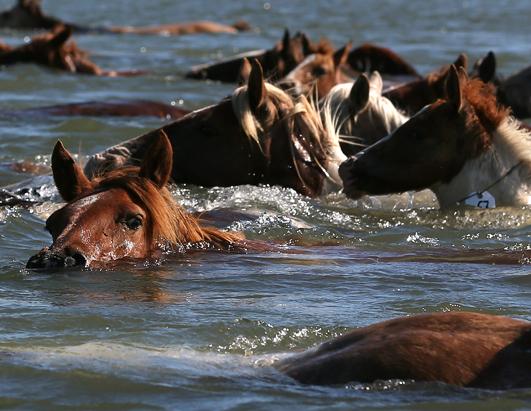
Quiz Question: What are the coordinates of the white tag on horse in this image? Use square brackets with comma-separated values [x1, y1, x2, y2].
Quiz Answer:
[463, 191, 496, 209]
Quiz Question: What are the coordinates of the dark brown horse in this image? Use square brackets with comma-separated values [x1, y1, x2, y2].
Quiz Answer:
[26, 132, 252, 269]
[85, 59, 346, 198]
[277, 311, 531, 389]
[0, 25, 144, 76]
[383, 54, 468, 115]
[339, 65, 531, 208]
[185, 30, 333, 83]
[0, 0, 83, 30]
[346, 43, 420, 77]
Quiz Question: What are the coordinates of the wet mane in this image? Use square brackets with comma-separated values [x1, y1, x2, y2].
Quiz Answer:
[231, 81, 341, 187]
[88, 167, 245, 251]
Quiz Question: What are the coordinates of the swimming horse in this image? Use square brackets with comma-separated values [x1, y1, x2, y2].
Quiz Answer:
[85, 59, 346, 198]
[321, 71, 408, 157]
[185, 30, 332, 83]
[0, 25, 143, 76]
[26, 132, 253, 269]
[0, 0, 251, 34]
[339, 65, 531, 208]
[276, 311, 531, 389]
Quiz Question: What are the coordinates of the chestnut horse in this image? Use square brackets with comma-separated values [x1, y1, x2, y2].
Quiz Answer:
[0, 25, 144, 76]
[281, 43, 351, 98]
[185, 30, 332, 83]
[277, 311, 531, 389]
[321, 71, 408, 156]
[26, 133, 251, 269]
[339, 65, 531, 208]
[383, 54, 468, 115]
[346, 43, 420, 77]
[85, 59, 346, 198]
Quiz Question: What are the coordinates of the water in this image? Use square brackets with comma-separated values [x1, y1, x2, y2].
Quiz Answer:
[0, 0, 530, 409]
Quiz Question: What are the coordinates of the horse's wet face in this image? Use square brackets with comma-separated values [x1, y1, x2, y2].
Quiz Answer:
[27, 189, 150, 269]
[166, 100, 270, 187]
[340, 66, 467, 199]
[284, 45, 350, 98]
[340, 103, 462, 198]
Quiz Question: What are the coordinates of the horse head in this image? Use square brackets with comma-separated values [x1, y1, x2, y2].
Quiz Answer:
[27, 133, 245, 269]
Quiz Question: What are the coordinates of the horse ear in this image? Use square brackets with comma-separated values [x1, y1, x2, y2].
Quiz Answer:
[139, 131, 173, 188]
[445, 65, 463, 112]
[476, 51, 496, 83]
[281, 28, 291, 52]
[349, 73, 370, 113]
[50, 25, 72, 48]
[301, 33, 312, 55]
[248, 58, 267, 113]
[52, 141, 92, 202]
[368, 70, 383, 94]
[453, 53, 468, 71]
[238, 57, 251, 85]
[333, 43, 351, 68]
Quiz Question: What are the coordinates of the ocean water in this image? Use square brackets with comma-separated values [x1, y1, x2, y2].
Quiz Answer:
[0, 0, 529, 409]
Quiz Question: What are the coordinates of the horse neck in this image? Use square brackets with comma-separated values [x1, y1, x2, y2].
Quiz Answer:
[432, 117, 531, 208]
[361, 95, 409, 141]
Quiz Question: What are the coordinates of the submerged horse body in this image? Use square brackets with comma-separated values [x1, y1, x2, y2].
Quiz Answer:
[85, 60, 346, 198]
[340, 65, 531, 208]
[26, 133, 251, 269]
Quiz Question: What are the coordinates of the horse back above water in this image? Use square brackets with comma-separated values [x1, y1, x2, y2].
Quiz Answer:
[85, 59, 346, 198]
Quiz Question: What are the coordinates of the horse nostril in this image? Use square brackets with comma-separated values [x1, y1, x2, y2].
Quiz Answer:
[64, 252, 87, 267]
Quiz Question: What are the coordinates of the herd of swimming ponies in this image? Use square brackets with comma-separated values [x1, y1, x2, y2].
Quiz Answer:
[1, 0, 530, 391]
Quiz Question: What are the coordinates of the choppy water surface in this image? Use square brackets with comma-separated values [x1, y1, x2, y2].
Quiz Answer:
[0, 0, 530, 409]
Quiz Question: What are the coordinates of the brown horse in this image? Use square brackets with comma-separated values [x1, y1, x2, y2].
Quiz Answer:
[26, 132, 251, 269]
[281, 43, 351, 98]
[277, 311, 531, 389]
[0, 0, 81, 30]
[85, 59, 346, 198]
[346, 43, 421, 77]
[383, 54, 468, 115]
[0, 25, 144, 76]
[185, 30, 332, 83]
[339, 65, 531, 208]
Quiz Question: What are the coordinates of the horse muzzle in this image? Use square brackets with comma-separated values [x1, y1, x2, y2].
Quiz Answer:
[26, 248, 88, 269]
[338, 156, 366, 200]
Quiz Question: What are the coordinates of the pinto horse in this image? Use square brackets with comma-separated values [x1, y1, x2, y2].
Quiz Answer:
[85, 59, 346, 198]
[339, 65, 531, 208]
[321, 71, 408, 156]
[0, 25, 144, 76]
[383, 54, 468, 115]
[185, 30, 332, 83]
[277, 311, 531, 389]
[26, 133, 251, 269]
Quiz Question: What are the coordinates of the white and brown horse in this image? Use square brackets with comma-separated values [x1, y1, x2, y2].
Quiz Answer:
[322, 71, 409, 157]
[339, 65, 531, 208]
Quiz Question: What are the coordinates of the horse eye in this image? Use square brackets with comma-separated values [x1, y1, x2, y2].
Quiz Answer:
[124, 215, 143, 230]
